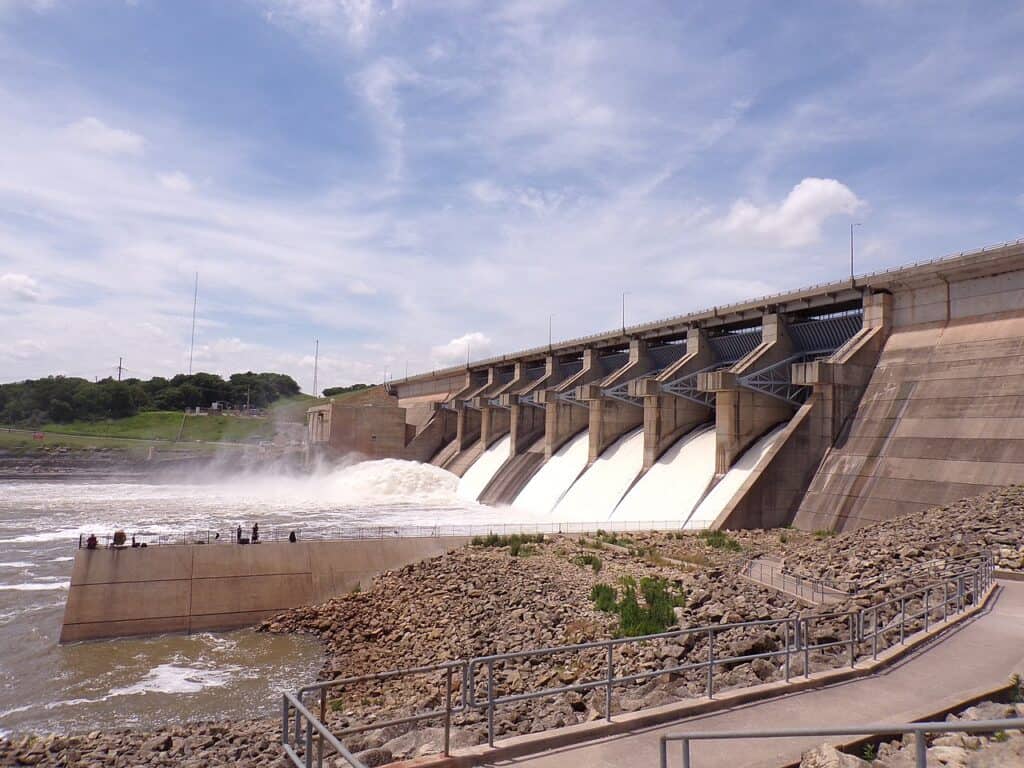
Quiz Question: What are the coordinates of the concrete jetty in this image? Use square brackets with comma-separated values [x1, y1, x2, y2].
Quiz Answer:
[59, 536, 470, 642]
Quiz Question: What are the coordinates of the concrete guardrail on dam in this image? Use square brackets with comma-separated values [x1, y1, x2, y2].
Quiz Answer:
[59, 537, 471, 643]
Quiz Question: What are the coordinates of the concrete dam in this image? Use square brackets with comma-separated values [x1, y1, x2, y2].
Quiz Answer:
[312, 239, 1024, 532]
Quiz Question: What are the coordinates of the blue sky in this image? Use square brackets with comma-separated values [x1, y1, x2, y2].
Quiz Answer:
[1, 0, 1022, 391]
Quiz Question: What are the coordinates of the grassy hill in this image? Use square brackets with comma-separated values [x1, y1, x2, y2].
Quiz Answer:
[37, 411, 275, 444]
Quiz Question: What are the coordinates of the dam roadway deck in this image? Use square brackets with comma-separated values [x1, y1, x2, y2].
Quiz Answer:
[483, 580, 1024, 768]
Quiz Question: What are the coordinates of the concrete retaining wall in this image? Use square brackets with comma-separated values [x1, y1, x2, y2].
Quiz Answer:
[60, 537, 471, 642]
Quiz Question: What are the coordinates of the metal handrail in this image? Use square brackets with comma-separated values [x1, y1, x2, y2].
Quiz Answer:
[283, 691, 367, 768]
[659, 717, 1024, 768]
[75, 520, 715, 549]
[283, 556, 994, 760]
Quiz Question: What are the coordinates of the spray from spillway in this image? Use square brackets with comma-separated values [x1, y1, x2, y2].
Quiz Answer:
[685, 423, 788, 528]
[457, 434, 512, 501]
[612, 426, 716, 523]
[512, 430, 589, 515]
[551, 428, 644, 521]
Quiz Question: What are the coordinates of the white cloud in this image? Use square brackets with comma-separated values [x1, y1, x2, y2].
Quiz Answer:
[0, 273, 42, 301]
[348, 279, 376, 295]
[65, 116, 144, 156]
[157, 171, 193, 193]
[713, 178, 865, 248]
[467, 180, 506, 205]
[431, 332, 491, 367]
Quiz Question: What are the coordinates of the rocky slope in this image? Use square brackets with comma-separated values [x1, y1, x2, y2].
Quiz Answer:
[800, 698, 1024, 767]
[2, 486, 1023, 767]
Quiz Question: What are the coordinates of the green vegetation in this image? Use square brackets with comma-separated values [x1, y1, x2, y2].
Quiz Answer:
[814, 529, 837, 540]
[0, 427, 236, 455]
[322, 383, 373, 397]
[590, 577, 686, 637]
[38, 411, 276, 443]
[590, 583, 617, 613]
[1, 371, 300, 427]
[593, 529, 634, 547]
[470, 533, 545, 557]
[861, 743, 877, 761]
[698, 530, 743, 552]
[572, 553, 603, 573]
[993, 731, 1009, 743]
[1011, 673, 1022, 703]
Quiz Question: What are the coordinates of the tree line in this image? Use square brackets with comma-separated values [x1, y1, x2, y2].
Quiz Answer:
[0, 372, 300, 426]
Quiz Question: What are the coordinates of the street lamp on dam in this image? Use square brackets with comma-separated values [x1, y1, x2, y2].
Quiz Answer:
[850, 222, 862, 282]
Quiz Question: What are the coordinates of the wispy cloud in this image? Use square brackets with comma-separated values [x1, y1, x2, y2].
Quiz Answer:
[0, 1, 1022, 387]
[1, 272, 41, 302]
[65, 117, 144, 156]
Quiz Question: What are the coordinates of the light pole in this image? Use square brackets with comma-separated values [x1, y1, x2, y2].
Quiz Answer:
[548, 314, 555, 351]
[621, 291, 631, 334]
[850, 222, 862, 282]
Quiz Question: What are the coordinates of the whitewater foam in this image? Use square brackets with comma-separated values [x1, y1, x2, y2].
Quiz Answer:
[0, 581, 70, 591]
[108, 663, 240, 697]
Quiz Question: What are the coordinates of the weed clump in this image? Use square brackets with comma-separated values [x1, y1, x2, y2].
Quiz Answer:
[589, 577, 686, 637]
[470, 532, 545, 552]
[698, 530, 742, 552]
[572, 553, 603, 573]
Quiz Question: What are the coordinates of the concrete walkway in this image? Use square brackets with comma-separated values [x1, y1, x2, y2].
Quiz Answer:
[486, 580, 1024, 768]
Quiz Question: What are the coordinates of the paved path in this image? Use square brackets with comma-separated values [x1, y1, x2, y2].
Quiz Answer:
[486, 580, 1024, 768]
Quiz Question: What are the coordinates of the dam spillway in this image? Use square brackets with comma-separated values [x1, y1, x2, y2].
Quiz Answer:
[316, 239, 1024, 533]
[512, 430, 590, 515]
[612, 426, 716, 523]
[551, 427, 645, 521]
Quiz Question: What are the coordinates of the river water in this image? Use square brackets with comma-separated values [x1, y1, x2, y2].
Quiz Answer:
[0, 459, 505, 737]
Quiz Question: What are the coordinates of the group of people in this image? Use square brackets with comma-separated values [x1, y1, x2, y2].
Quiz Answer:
[82, 525, 299, 550]
[234, 524, 298, 544]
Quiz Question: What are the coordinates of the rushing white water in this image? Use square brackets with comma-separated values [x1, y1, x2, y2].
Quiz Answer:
[512, 430, 589, 515]
[612, 426, 716, 523]
[0, 458, 513, 737]
[551, 428, 645, 521]
[686, 423, 789, 527]
[456, 434, 512, 501]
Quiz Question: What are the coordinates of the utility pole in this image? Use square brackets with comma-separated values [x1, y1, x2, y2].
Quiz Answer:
[312, 339, 319, 398]
[188, 272, 199, 375]
[548, 314, 554, 351]
[850, 223, 862, 282]
[621, 291, 631, 334]
[246, 384, 251, 411]
[405, 361, 409, 380]
[117, 357, 124, 382]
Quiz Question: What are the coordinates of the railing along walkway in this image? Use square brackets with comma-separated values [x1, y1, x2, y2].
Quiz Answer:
[282, 556, 997, 767]
[739, 557, 849, 605]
